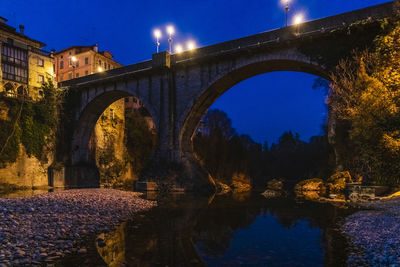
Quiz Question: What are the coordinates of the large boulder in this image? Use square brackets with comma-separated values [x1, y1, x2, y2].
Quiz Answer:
[231, 173, 252, 193]
[328, 171, 352, 193]
[295, 178, 325, 192]
[267, 179, 284, 191]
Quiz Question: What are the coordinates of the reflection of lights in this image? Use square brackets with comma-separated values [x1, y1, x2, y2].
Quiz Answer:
[98, 66, 103, 72]
[281, 0, 291, 4]
[187, 41, 196, 50]
[293, 14, 304, 25]
[175, 44, 183, 53]
[71, 56, 77, 62]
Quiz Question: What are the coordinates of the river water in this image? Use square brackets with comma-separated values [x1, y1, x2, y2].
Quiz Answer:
[58, 192, 354, 267]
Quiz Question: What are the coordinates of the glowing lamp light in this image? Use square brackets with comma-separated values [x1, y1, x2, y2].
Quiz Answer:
[293, 14, 304, 25]
[175, 44, 183, 54]
[187, 41, 196, 50]
[154, 29, 162, 39]
[98, 66, 103, 72]
[166, 25, 175, 36]
[71, 56, 77, 62]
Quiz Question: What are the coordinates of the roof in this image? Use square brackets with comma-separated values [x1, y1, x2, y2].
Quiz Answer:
[53, 45, 96, 55]
[0, 19, 46, 48]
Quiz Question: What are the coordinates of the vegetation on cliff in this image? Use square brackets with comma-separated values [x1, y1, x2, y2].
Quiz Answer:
[0, 80, 60, 167]
[329, 15, 400, 186]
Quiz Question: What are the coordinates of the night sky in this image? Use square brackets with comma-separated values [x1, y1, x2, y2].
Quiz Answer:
[2, 0, 390, 144]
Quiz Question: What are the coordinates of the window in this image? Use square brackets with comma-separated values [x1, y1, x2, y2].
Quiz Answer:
[38, 58, 44, 67]
[75, 72, 79, 78]
[109, 109, 114, 120]
[76, 60, 79, 67]
[98, 60, 101, 66]
[85, 57, 89, 65]
[1, 43, 28, 83]
[108, 64, 110, 70]
[7, 38, 13, 45]
[61, 55, 63, 59]
[60, 61, 64, 69]
[133, 98, 137, 103]
[68, 72, 72, 80]
[38, 75, 44, 83]
[85, 70, 89, 75]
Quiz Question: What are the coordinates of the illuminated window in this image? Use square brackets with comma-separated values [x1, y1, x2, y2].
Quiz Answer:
[85, 57, 89, 65]
[60, 61, 64, 69]
[38, 58, 44, 67]
[38, 75, 44, 83]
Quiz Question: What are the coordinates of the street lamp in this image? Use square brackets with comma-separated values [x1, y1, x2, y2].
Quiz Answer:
[71, 56, 77, 78]
[282, 0, 291, 27]
[166, 25, 175, 53]
[187, 41, 196, 51]
[154, 29, 161, 53]
[293, 13, 304, 35]
[175, 44, 183, 54]
[98, 66, 103, 72]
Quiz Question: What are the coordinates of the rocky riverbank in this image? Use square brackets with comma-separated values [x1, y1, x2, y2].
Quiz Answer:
[0, 189, 156, 266]
[342, 197, 400, 266]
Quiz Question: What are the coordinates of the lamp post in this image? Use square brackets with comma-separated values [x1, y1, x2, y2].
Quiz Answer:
[284, 0, 290, 27]
[293, 13, 304, 35]
[71, 56, 77, 78]
[175, 44, 183, 54]
[154, 29, 161, 53]
[187, 41, 196, 51]
[167, 25, 174, 53]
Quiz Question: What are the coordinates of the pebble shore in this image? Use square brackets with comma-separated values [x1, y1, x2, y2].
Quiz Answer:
[0, 189, 156, 266]
[342, 198, 400, 266]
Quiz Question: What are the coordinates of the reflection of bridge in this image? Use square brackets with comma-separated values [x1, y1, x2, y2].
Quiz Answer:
[57, 2, 395, 190]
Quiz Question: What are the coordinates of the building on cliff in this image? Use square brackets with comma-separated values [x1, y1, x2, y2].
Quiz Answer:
[0, 16, 54, 100]
[53, 44, 122, 82]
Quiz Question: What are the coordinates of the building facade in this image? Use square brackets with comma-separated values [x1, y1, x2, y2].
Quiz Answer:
[53, 45, 122, 82]
[0, 17, 54, 100]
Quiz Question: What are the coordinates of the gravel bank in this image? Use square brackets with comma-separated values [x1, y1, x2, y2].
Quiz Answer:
[342, 198, 400, 266]
[0, 189, 156, 266]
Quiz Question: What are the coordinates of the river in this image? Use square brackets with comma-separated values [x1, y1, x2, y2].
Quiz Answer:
[57, 191, 354, 266]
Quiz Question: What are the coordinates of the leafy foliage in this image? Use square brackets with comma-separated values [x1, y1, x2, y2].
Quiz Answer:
[0, 79, 59, 165]
[329, 19, 400, 186]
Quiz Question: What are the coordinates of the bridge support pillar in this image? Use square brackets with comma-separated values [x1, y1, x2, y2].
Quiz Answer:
[48, 163, 100, 188]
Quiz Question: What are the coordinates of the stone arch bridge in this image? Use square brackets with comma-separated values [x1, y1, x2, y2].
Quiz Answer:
[55, 2, 396, 191]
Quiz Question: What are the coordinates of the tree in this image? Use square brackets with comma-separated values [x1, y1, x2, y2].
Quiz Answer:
[329, 19, 400, 185]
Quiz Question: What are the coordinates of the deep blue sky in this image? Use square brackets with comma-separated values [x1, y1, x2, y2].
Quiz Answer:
[2, 0, 390, 143]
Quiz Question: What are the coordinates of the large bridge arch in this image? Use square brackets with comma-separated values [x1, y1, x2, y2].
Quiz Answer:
[178, 51, 330, 158]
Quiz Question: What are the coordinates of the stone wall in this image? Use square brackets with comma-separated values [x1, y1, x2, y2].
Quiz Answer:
[0, 145, 52, 188]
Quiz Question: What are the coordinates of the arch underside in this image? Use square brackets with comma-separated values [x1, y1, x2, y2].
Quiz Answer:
[179, 58, 329, 155]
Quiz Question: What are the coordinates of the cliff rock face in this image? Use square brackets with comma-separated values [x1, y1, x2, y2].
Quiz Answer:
[92, 99, 133, 187]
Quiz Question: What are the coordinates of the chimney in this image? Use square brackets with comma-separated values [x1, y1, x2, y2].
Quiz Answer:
[19, 25, 25, 35]
[93, 44, 98, 53]
[0, 17, 8, 24]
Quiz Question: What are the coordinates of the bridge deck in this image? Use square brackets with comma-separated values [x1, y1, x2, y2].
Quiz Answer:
[60, 1, 395, 88]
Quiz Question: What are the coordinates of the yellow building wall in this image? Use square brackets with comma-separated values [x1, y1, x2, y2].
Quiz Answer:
[28, 51, 54, 100]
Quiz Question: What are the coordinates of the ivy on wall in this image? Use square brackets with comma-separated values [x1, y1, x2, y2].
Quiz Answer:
[0, 80, 60, 166]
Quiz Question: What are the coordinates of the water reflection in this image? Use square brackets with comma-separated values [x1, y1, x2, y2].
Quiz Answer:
[93, 193, 353, 267]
